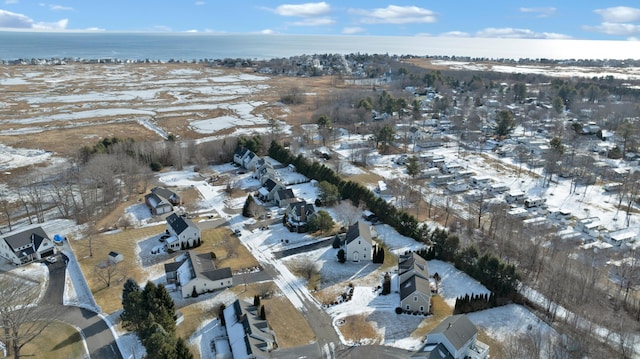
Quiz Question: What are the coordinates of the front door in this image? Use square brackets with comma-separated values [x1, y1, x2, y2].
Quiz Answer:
[352, 251, 359, 262]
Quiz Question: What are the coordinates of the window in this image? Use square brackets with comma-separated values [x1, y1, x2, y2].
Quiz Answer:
[420, 306, 424, 312]
[414, 296, 418, 302]
[221, 282, 224, 286]
[358, 240, 360, 244]
[406, 305, 410, 310]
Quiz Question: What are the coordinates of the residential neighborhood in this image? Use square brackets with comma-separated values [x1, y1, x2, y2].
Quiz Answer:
[2, 52, 640, 359]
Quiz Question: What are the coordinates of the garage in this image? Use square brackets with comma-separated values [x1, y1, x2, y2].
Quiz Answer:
[40, 248, 54, 258]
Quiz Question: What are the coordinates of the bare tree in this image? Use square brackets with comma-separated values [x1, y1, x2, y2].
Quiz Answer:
[94, 261, 124, 288]
[0, 274, 56, 359]
[333, 201, 361, 226]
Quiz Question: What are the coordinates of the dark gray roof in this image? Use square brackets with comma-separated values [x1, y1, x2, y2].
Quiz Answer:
[4, 226, 49, 252]
[166, 213, 195, 235]
[412, 343, 454, 359]
[399, 253, 429, 280]
[164, 259, 185, 274]
[288, 201, 315, 217]
[428, 314, 477, 351]
[151, 187, 178, 201]
[345, 221, 372, 245]
[276, 188, 295, 200]
[235, 147, 249, 157]
[263, 178, 282, 192]
[202, 267, 233, 281]
[400, 274, 431, 301]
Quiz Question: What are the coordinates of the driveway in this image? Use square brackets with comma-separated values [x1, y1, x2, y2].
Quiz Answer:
[44, 254, 123, 359]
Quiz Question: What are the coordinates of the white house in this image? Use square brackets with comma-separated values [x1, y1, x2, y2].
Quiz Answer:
[257, 178, 285, 203]
[223, 299, 275, 359]
[165, 213, 201, 251]
[0, 226, 55, 265]
[398, 253, 431, 314]
[343, 221, 373, 262]
[164, 251, 233, 298]
[414, 314, 489, 359]
[233, 147, 261, 170]
[274, 188, 297, 208]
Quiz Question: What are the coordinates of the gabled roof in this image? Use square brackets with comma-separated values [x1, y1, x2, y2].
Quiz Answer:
[412, 343, 454, 359]
[263, 178, 283, 192]
[166, 213, 196, 235]
[151, 187, 178, 201]
[428, 314, 477, 352]
[287, 201, 315, 217]
[4, 226, 49, 252]
[276, 188, 295, 200]
[345, 221, 372, 245]
[400, 274, 431, 301]
[235, 146, 249, 157]
[399, 252, 429, 280]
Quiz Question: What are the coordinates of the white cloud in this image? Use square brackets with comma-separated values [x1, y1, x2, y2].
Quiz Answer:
[290, 17, 334, 26]
[342, 26, 365, 34]
[0, 9, 67, 30]
[440, 31, 471, 38]
[520, 7, 556, 18]
[260, 29, 276, 34]
[594, 6, 640, 23]
[349, 5, 437, 24]
[584, 22, 640, 36]
[475, 27, 571, 39]
[273, 2, 330, 17]
[49, 4, 73, 11]
[194, 1, 206, 5]
[4, 0, 19, 4]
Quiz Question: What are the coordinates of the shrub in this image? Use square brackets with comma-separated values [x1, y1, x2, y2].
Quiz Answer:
[395, 307, 403, 314]
[150, 161, 163, 172]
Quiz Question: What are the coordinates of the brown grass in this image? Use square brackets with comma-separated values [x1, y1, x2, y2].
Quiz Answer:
[338, 314, 381, 344]
[410, 295, 453, 338]
[263, 295, 316, 348]
[72, 224, 166, 314]
[344, 171, 384, 184]
[20, 321, 86, 359]
[198, 227, 259, 270]
[477, 330, 504, 359]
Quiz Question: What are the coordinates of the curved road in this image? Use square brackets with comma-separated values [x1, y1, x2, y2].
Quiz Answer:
[43, 255, 123, 359]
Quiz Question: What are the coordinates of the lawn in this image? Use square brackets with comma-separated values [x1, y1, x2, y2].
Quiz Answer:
[261, 295, 316, 348]
[20, 321, 86, 359]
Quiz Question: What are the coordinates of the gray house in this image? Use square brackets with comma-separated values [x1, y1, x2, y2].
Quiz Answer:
[413, 314, 488, 359]
[398, 253, 431, 314]
[164, 251, 232, 298]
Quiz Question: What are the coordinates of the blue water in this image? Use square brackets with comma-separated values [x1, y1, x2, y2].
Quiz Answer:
[1, 31, 639, 61]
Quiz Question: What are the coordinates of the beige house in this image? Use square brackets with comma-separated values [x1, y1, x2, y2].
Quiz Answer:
[398, 253, 431, 314]
[343, 221, 373, 262]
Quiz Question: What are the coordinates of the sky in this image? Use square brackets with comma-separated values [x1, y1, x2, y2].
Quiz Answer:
[0, 1, 639, 41]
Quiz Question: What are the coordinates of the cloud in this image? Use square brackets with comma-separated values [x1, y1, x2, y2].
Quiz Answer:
[583, 22, 640, 36]
[440, 31, 471, 38]
[520, 7, 556, 18]
[260, 29, 276, 34]
[594, 6, 640, 23]
[349, 5, 437, 24]
[475, 27, 571, 39]
[194, 1, 206, 5]
[4, 0, 19, 4]
[290, 17, 334, 26]
[273, 2, 330, 17]
[0, 9, 67, 30]
[49, 4, 73, 11]
[342, 26, 365, 34]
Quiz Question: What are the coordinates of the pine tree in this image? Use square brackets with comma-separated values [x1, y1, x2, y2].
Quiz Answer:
[243, 194, 256, 218]
[253, 295, 261, 307]
[337, 249, 346, 263]
[259, 305, 266, 320]
[122, 278, 141, 304]
[332, 235, 342, 249]
[218, 304, 226, 326]
[191, 285, 198, 298]
[175, 337, 194, 359]
[382, 272, 391, 295]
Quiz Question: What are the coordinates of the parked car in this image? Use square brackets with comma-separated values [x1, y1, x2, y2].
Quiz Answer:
[46, 256, 57, 263]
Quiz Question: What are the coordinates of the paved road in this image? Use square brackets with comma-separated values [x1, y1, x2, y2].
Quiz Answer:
[43, 254, 123, 359]
[272, 237, 334, 259]
[334, 345, 415, 358]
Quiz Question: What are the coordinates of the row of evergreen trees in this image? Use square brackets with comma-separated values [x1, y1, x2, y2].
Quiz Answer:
[372, 244, 385, 264]
[453, 293, 498, 314]
[120, 279, 193, 359]
[269, 140, 520, 301]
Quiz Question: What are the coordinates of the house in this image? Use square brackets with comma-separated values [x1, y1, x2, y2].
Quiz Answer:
[0, 226, 56, 265]
[164, 251, 233, 298]
[398, 253, 431, 314]
[233, 147, 261, 170]
[255, 160, 281, 185]
[274, 188, 296, 208]
[377, 181, 391, 196]
[413, 314, 489, 359]
[222, 299, 276, 359]
[144, 191, 174, 216]
[342, 221, 373, 262]
[285, 201, 316, 233]
[151, 187, 181, 205]
[257, 178, 285, 203]
[165, 213, 201, 251]
[408, 126, 427, 142]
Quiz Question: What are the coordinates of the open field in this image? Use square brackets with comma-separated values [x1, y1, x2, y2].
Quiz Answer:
[20, 321, 86, 359]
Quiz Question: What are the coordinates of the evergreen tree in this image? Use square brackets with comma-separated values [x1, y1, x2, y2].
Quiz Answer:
[382, 272, 391, 295]
[332, 235, 342, 249]
[253, 295, 261, 307]
[242, 194, 257, 218]
[337, 249, 346, 263]
[175, 337, 194, 359]
[259, 305, 266, 320]
[120, 288, 145, 333]
[122, 278, 141, 304]
[191, 285, 199, 298]
[218, 304, 226, 326]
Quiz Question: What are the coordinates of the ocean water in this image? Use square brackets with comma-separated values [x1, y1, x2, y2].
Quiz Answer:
[1, 31, 639, 61]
